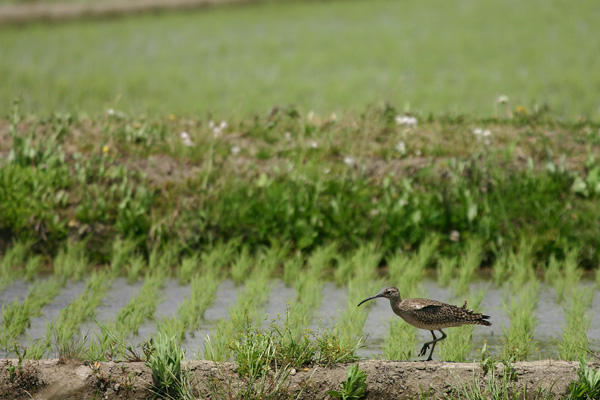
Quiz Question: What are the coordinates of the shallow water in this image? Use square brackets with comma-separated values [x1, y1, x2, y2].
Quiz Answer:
[2, 277, 598, 360]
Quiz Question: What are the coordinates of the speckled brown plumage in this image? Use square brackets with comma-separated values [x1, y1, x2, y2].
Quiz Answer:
[357, 287, 491, 361]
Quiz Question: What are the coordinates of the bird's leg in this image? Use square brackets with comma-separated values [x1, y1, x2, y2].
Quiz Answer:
[419, 330, 438, 358]
[425, 329, 447, 361]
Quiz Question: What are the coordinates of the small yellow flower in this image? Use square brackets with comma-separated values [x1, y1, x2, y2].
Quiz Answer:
[102, 145, 110, 154]
[515, 105, 528, 115]
[168, 114, 176, 121]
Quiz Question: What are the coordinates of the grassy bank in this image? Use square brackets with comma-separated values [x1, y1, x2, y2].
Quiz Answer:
[2, 104, 600, 266]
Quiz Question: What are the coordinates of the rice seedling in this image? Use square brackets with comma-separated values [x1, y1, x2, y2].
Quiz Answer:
[204, 253, 274, 361]
[546, 247, 582, 303]
[259, 242, 290, 273]
[382, 318, 417, 361]
[158, 268, 222, 341]
[437, 256, 456, 287]
[308, 242, 339, 274]
[148, 243, 180, 273]
[25, 270, 113, 358]
[88, 269, 166, 359]
[110, 237, 138, 277]
[125, 254, 145, 283]
[110, 270, 166, 336]
[282, 243, 337, 335]
[162, 242, 240, 338]
[491, 251, 511, 286]
[508, 237, 537, 288]
[558, 287, 593, 361]
[501, 280, 539, 361]
[200, 240, 240, 276]
[23, 256, 42, 282]
[437, 290, 485, 362]
[177, 254, 200, 285]
[544, 254, 562, 289]
[53, 240, 88, 282]
[453, 239, 483, 296]
[288, 274, 323, 336]
[336, 244, 382, 349]
[411, 235, 440, 272]
[282, 254, 303, 287]
[0, 278, 62, 348]
[0, 240, 31, 291]
[388, 235, 438, 296]
[231, 247, 253, 285]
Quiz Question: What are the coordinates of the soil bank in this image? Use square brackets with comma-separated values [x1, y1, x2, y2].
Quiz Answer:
[1, 359, 594, 399]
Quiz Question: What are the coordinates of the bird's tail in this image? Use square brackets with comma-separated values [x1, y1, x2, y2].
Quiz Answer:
[460, 300, 492, 326]
[474, 314, 492, 326]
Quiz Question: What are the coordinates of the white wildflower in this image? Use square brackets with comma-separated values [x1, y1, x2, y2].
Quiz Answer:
[180, 132, 193, 147]
[473, 128, 491, 137]
[323, 167, 331, 174]
[310, 141, 318, 149]
[343, 156, 355, 166]
[415, 149, 422, 156]
[107, 108, 115, 116]
[230, 145, 241, 155]
[449, 230, 460, 242]
[395, 141, 406, 154]
[395, 115, 418, 127]
[496, 95, 509, 104]
[284, 131, 292, 141]
[473, 128, 492, 145]
[209, 120, 227, 138]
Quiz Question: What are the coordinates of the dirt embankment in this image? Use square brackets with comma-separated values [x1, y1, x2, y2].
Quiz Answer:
[1, 359, 592, 399]
[0, 0, 256, 24]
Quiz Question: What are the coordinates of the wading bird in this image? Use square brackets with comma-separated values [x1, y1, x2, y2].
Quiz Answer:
[357, 287, 491, 361]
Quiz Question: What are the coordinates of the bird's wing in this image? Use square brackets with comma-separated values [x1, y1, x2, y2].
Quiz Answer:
[409, 301, 444, 311]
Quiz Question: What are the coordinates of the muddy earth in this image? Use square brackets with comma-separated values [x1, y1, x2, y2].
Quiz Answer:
[1, 359, 594, 399]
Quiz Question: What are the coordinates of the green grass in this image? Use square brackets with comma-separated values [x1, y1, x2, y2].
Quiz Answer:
[453, 239, 483, 296]
[558, 287, 593, 361]
[335, 244, 381, 349]
[53, 240, 88, 282]
[1, 0, 600, 118]
[501, 281, 539, 361]
[27, 270, 113, 358]
[0, 278, 62, 348]
[0, 240, 31, 292]
[203, 251, 275, 361]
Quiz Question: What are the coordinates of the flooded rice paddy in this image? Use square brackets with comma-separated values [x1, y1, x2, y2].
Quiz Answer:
[0, 277, 598, 360]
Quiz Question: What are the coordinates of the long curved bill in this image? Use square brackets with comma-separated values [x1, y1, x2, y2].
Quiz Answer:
[357, 293, 383, 307]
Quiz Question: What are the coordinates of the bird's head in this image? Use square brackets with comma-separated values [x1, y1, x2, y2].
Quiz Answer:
[357, 287, 400, 307]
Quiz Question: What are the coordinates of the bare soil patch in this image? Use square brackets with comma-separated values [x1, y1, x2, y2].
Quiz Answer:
[1, 359, 593, 399]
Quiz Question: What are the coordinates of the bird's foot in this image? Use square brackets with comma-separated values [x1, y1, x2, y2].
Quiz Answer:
[419, 344, 430, 357]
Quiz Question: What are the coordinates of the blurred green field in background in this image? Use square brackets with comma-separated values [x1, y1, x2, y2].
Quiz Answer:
[1, 0, 599, 118]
